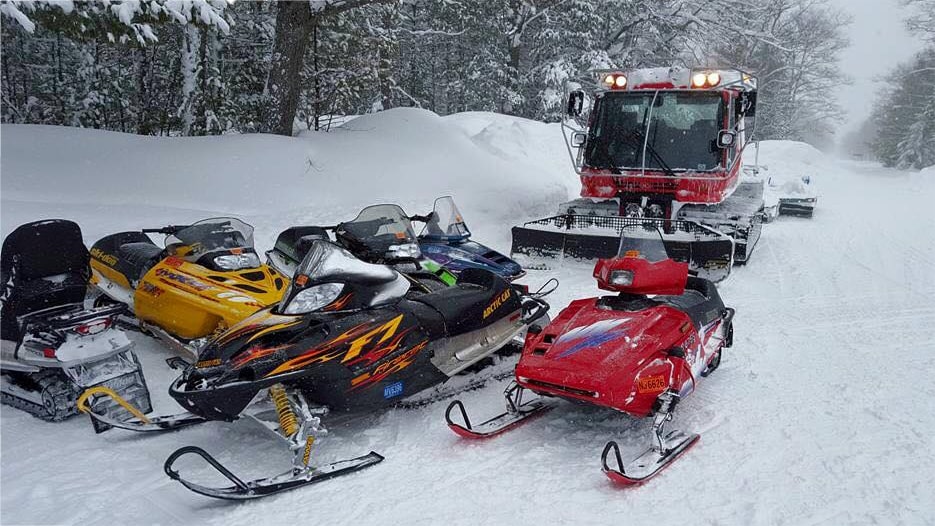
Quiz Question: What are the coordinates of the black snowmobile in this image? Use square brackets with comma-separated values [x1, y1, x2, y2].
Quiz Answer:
[266, 203, 459, 289]
[108, 239, 548, 499]
[1, 220, 151, 423]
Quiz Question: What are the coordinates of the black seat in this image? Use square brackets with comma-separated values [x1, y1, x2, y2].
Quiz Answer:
[411, 268, 517, 335]
[1, 220, 90, 342]
[658, 277, 725, 328]
[118, 242, 163, 280]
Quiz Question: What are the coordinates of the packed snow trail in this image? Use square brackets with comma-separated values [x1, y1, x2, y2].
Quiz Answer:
[2, 115, 934, 525]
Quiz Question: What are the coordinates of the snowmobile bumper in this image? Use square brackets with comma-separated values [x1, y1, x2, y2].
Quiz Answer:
[511, 216, 734, 282]
[77, 385, 205, 433]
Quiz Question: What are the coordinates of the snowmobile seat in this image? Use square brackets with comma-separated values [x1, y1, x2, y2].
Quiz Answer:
[658, 277, 725, 328]
[410, 268, 516, 335]
[1, 220, 91, 342]
[118, 242, 164, 280]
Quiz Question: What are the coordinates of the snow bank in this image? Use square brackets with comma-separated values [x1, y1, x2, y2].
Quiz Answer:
[1, 109, 577, 248]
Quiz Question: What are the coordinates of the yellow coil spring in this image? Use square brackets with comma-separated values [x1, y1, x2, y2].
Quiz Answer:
[270, 384, 298, 436]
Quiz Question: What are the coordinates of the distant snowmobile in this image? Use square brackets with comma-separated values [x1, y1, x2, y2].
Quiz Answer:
[266, 197, 524, 283]
[446, 225, 734, 485]
[1, 220, 150, 424]
[81, 239, 551, 499]
[416, 196, 525, 281]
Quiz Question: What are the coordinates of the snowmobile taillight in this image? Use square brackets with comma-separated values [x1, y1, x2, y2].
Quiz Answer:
[42, 347, 57, 358]
[76, 318, 111, 336]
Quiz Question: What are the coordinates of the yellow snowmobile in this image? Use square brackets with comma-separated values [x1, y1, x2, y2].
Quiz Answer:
[89, 218, 289, 357]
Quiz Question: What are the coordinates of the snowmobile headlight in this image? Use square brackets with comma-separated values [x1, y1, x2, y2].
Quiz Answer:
[284, 283, 344, 315]
[386, 243, 421, 260]
[214, 253, 260, 271]
[610, 270, 634, 286]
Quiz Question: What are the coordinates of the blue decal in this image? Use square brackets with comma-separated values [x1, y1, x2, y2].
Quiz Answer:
[556, 331, 629, 358]
[383, 381, 404, 399]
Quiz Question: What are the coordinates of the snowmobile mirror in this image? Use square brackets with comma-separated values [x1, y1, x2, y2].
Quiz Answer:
[571, 132, 587, 148]
[717, 130, 736, 148]
[566, 90, 584, 117]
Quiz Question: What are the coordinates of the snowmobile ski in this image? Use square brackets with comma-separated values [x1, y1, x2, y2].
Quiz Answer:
[601, 431, 699, 485]
[445, 382, 556, 439]
[164, 446, 384, 500]
[77, 386, 205, 433]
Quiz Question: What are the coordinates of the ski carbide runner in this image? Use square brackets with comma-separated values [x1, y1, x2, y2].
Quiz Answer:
[164, 446, 384, 500]
[601, 431, 699, 485]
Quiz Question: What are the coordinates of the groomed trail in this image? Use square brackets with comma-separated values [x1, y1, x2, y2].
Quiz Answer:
[2, 111, 933, 525]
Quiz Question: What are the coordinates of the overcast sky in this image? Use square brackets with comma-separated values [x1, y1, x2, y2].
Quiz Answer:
[829, 0, 926, 135]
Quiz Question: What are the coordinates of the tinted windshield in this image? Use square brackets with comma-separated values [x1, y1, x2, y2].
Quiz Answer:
[166, 218, 254, 256]
[586, 91, 722, 172]
[340, 204, 416, 245]
[617, 225, 669, 262]
[422, 196, 471, 240]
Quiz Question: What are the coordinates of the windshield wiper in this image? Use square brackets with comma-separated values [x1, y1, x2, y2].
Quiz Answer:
[618, 131, 677, 178]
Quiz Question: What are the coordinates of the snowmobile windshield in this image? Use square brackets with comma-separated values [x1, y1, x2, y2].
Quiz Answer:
[422, 196, 471, 241]
[166, 218, 255, 257]
[585, 91, 723, 172]
[339, 204, 421, 260]
[279, 240, 404, 314]
[616, 226, 670, 263]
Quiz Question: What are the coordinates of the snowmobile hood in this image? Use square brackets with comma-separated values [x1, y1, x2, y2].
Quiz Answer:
[420, 240, 524, 280]
[516, 297, 690, 411]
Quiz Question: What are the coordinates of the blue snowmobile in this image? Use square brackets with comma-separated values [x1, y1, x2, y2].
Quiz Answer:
[266, 196, 524, 282]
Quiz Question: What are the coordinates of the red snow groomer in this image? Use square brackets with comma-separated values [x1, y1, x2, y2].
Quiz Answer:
[446, 225, 734, 484]
[513, 67, 764, 282]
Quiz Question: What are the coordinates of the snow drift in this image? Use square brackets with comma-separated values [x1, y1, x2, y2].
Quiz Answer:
[1, 108, 577, 249]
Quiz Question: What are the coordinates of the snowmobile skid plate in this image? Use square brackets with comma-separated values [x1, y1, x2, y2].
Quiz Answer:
[164, 446, 385, 500]
[601, 431, 699, 485]
[511, 215, 734, 282]
[77, 386, 206, 433]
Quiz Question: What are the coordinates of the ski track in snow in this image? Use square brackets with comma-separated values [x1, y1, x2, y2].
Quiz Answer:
[2, 115, 934, 525]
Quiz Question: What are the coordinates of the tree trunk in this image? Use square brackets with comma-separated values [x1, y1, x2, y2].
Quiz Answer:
[266, 1, 313, 136]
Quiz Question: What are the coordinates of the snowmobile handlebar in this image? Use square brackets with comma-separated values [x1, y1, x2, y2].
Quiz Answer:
[408, 212, 435, 223]
[142, 225, 190, 235]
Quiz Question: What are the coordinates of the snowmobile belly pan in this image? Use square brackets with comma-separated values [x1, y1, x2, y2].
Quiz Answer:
[511, 216, 733, 282]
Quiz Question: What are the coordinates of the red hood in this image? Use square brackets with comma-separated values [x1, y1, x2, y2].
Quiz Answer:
[516, 297, 690, 414]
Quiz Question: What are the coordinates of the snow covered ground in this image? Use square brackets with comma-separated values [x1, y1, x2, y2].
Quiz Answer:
[2, 112, 934, 525]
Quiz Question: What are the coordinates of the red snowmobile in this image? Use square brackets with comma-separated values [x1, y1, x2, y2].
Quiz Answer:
[446, 225, 734, 485]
